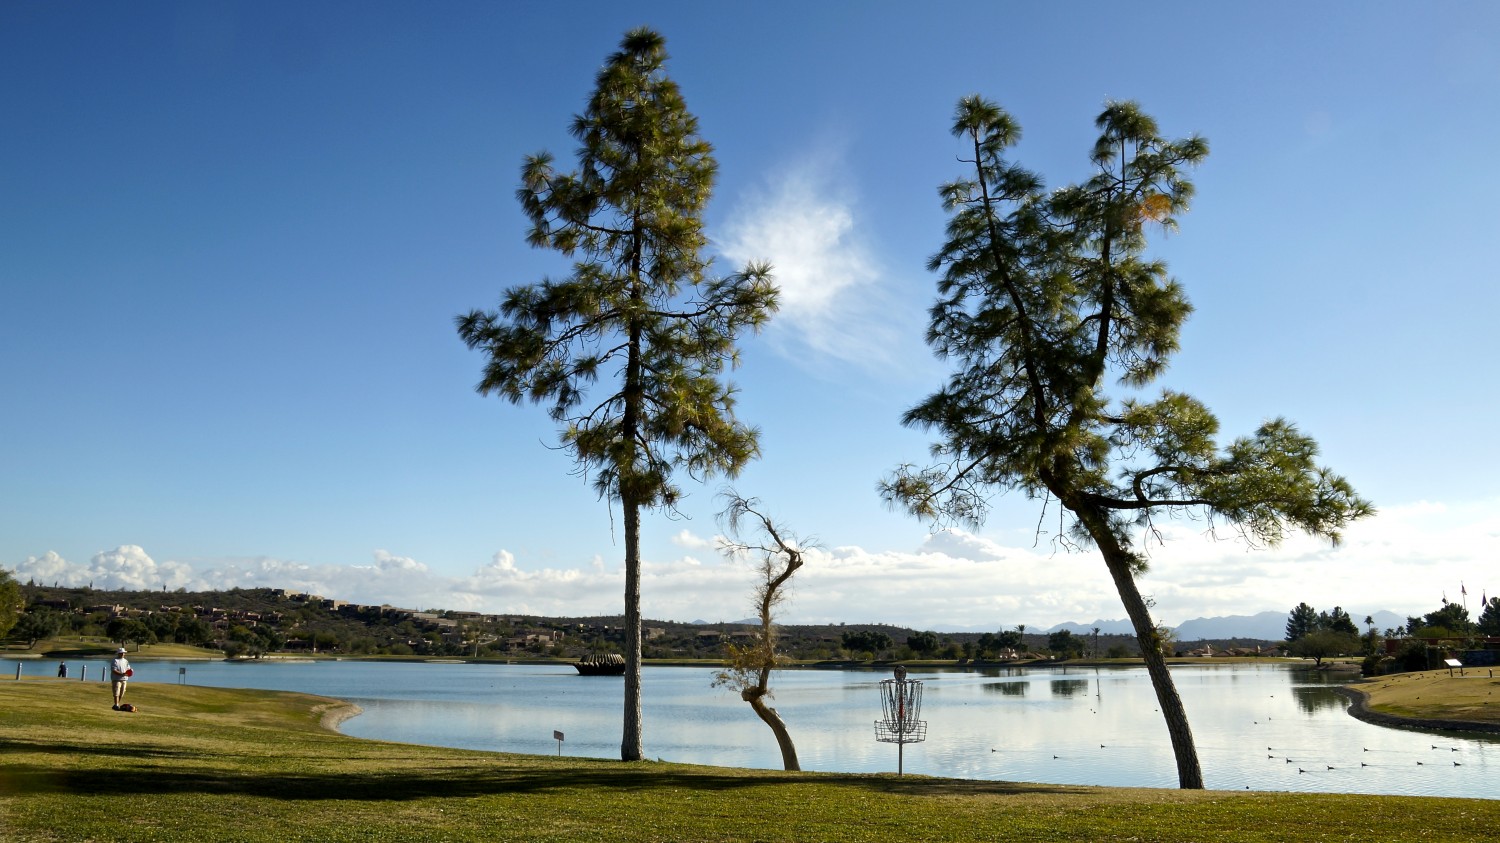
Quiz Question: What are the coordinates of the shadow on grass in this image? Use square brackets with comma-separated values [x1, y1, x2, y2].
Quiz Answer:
[42, 647, 117, 658]
[0, 737, 206, 760]
[0, 758, 1087, 802]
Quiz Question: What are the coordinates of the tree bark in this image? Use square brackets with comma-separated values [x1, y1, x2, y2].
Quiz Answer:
[620, 231, 645, 763]
[1079, 507, 1204, 789]
[745, 690, 800, 771]
[621, 496, 643, 761]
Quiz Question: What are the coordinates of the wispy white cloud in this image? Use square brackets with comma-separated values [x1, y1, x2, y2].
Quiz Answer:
[8, 498, 1498, 631]
[718, 151, 920, 375]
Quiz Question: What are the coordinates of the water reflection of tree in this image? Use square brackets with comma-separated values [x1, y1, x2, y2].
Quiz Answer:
[985, 681, 1028, 697]
[1291, 685, 1344, 715]
[974, 666, 1026, 679]
[1291, 670, 1344, 687]
[1051, 679, 1091, 698]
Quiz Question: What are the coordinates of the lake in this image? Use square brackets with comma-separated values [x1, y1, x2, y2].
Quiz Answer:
[10, 658, 1496, 798]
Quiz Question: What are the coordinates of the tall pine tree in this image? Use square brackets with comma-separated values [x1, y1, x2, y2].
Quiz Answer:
[884, 97, 1371, 788]
[1478, 597, 1500, 635]
[457, 29, 776, 761]
[1286, 602, 1319, 641]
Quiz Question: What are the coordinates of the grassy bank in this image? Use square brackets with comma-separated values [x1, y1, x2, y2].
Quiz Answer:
[2, 680, 1497, 842]
[1351, 668, 1500, 727]
[2, 637, 222, 660]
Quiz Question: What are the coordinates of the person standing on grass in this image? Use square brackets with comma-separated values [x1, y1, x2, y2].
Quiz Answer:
[110, 648, 131, 710]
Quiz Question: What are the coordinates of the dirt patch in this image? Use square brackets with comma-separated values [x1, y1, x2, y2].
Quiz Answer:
[311, 700, 364, 732]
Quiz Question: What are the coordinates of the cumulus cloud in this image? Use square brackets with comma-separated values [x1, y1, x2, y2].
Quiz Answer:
[1128, 498, 1500, 624]
[12, 546, 198, 591]
[670, 529, 715, 551]
[12, 547, 469, 612]
[918, 529, 1017, 563]
[7, 498, 1498, 630]
[772, 531, 1116, 629]
[11, 551, 76, 587]
[718, 153, 918, 374]
[456, 549, 618, 615]
[370, 550, 428, 573]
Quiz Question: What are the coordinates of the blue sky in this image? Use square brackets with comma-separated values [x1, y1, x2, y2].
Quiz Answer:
[4, 1, 1497, 630]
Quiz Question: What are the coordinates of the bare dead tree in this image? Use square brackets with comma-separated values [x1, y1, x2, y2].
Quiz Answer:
[711, 491, 806, 771]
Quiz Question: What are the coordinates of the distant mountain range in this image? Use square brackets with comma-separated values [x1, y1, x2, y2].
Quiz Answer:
[693, 609, 1410, 641]
[1042, 609, 1408, 641]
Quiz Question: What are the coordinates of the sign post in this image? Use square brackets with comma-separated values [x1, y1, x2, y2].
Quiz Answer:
[553, 730, 565, 756]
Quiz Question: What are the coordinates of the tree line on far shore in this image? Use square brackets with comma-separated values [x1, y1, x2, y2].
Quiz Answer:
[1284, 597, 1500, 672]
[3, 578, 1269, 663]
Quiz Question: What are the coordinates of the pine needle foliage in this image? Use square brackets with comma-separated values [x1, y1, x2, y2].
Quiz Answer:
[883, 97, 1372, 789]
[457, 28, 777, 762]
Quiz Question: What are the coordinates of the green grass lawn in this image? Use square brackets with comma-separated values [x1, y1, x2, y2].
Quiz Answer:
[3, 637, 223, 660]
[2, 679, 1496, 842]
[1354, 669, 1500, 725]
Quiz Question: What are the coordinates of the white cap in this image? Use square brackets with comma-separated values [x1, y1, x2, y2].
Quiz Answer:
[116, 647, 127, 654]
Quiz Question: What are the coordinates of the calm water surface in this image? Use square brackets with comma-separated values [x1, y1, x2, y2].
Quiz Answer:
[16, 659, 1496, 798]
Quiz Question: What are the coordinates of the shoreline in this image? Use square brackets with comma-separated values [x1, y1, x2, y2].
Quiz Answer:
[20, 650, 1494, 738]
[314, 698, 364, 732]
[1336, 683, 1500, 735]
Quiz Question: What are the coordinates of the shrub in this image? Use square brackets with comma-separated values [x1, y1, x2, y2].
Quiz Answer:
[1395, 640, 1431, 672]
[1360, 653, 1393, 677]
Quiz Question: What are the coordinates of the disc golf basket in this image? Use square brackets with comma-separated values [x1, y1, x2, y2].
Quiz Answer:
[874, 666, 926, 775]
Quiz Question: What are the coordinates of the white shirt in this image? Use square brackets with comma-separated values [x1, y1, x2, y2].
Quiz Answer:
[110, 656, 130, 680]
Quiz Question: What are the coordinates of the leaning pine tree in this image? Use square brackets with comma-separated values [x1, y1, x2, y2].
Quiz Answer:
[882, 97, 1372, 789]
[457, 29, 777, 762]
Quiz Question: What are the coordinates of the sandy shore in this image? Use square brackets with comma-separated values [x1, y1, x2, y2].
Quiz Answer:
[311, 699, 364, 731]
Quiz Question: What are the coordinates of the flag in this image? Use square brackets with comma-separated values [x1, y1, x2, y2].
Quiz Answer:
[1461, 582, 1467, 597]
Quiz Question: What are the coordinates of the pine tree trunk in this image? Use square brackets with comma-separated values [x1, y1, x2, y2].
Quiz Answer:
[620, 243, 645, 763]
[746, 692, 800, 771]
[1078, 508, 1204, 789]
[621, 496, 644, 762]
